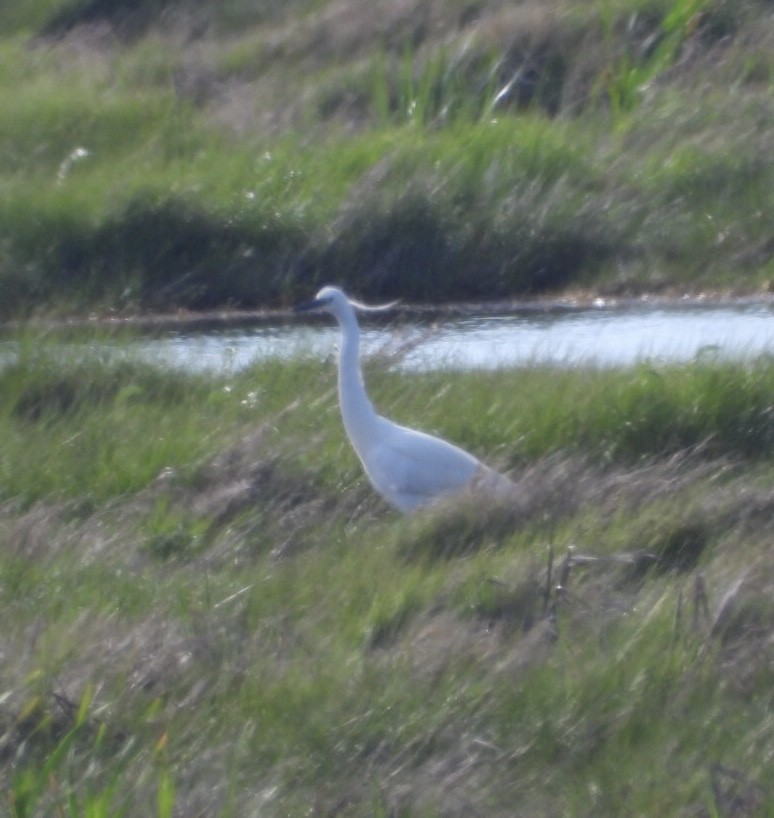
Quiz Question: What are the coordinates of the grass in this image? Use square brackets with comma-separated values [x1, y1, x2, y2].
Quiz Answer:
[3, 1, 774, 813]
[0, 0, 773, 315]
[1, 340, 774, 814]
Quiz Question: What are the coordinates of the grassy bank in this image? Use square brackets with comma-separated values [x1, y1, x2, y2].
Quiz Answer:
[0, 0, 773, 317]
[2, 343, 774, 815]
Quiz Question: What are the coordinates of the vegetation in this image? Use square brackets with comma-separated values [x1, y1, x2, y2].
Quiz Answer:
[2, 1, 774, 815]
[1, 343, 774, 815]
[0, 0, 773, 316]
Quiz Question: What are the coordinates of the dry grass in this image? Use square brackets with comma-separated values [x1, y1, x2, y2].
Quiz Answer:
[3, 426, 774, 814]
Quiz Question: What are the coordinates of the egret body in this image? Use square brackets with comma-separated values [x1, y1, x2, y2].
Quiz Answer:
[295, 286, 510, 513]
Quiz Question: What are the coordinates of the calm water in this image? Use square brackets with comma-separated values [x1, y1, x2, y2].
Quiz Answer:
[6, 301, 774, 372]
[120, 300, 774, 371]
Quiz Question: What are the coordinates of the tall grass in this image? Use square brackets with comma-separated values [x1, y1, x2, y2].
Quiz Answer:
[377, 358, 774, 465]
[368, 44, 501, 128]
[1, 346, 774, 814]
[599, 0, 713, 126]
[0, 0, 773, 314]
[3, 344, 774, 506]
[3, 0, 774, 811]
[0, 341, 237, 501]
[5, 687, 177, 818]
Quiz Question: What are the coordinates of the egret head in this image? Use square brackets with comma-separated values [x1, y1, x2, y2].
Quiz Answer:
[295, 286, 398, 321]
[294, 285, 348, 317]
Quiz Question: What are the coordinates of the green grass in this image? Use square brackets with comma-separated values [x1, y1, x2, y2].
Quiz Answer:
[0, 0, 773, 316]
[1, 342, 774, 815]
[5, 1, 774, 813]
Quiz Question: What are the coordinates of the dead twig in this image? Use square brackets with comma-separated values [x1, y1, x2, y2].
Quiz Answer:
[693, 573, 710, 631]
[543, 545, 554, 617]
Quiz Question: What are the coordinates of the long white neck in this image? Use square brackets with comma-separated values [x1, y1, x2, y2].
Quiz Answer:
[336, 304, 380, 454]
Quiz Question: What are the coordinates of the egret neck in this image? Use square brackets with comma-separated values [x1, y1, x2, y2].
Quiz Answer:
[336, 300, 380, 456]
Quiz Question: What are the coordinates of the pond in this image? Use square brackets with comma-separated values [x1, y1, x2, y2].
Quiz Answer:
[6, 298, 774, 372]
[118, 298, 774, 372]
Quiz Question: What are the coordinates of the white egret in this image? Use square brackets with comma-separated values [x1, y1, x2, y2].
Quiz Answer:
[295, 285, 512, 513]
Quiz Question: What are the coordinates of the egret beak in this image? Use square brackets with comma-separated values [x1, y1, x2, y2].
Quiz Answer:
[294, 296, 331, 313]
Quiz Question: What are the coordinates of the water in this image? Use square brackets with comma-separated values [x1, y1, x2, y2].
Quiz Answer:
[7, 300, 774, 372]
[118, 300, 774, 372]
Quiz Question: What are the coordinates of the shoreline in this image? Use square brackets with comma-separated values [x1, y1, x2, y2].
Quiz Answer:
[4, 289, 774, 336]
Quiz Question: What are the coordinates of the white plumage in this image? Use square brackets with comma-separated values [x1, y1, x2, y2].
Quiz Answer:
[295, 285, 511, 513]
